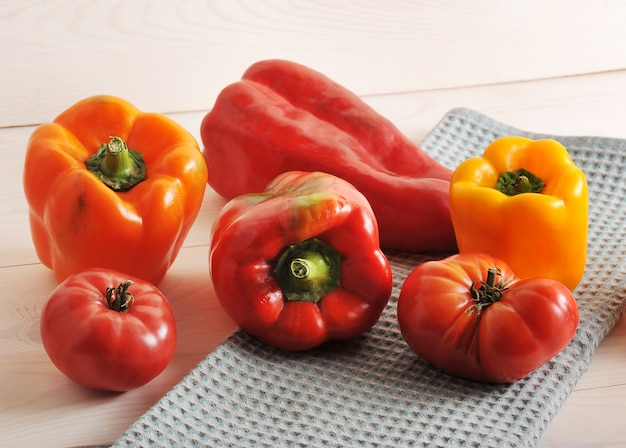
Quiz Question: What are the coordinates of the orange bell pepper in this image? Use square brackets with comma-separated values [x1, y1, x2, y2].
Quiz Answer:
[23, 95, 208, 285]
[449, 136, 588, 290]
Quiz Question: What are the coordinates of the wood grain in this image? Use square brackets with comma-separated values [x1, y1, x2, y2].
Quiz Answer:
[3, 0, 626, 127]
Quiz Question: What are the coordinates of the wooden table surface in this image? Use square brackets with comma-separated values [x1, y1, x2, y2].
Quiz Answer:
[2, 1, 626, 447]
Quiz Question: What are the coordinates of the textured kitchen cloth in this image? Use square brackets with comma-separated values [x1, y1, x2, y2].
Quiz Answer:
[112, 108, 626, 448]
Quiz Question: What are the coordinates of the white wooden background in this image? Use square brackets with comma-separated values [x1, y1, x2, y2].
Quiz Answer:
[2, 1, 626, 447]
[5, 0, 626, 128]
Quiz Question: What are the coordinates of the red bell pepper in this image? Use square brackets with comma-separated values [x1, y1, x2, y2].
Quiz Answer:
[210, 171, 393, 351]
[201, 59, 455, 253]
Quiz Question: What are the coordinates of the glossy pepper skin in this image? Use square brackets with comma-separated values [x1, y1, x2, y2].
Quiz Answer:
[210, 171, 393, 351]
[24, 95, 208, 285]
[201, 59, 455, 253]
[449, 136, 588, 290]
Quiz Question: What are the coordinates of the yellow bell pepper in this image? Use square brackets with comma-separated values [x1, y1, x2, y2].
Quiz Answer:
[449, 136, 588, 290]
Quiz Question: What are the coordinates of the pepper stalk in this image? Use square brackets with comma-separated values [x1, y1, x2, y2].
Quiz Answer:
[85, 136, 146, 192]
[273, 238, 341, 303]
[496, 168, 545, 196]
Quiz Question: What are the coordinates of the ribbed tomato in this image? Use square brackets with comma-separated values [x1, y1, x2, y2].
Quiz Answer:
[397, 253, 579, 383]
[40, 268, 177, 391]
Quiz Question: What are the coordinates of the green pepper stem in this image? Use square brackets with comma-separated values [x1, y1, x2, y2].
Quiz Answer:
[514, 175, 532, 193]
[105, 281, 135, 313]
[495, 168, 545, 196]
[274, 238, 341, 303]
[85, 136, 146, 192]
[290, 256, 325, 280]
[100, 136, 132, 178]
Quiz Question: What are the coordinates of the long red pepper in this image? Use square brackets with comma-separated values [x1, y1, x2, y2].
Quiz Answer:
[201, 59, 456, 253]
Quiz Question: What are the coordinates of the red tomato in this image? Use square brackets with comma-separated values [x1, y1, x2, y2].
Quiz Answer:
[40, 268, 177, 391]
[397, 253, 579, 383]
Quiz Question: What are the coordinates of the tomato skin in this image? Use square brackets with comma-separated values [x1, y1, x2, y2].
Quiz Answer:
[40, 268, 177, 391]
[397, 253, 579, 383]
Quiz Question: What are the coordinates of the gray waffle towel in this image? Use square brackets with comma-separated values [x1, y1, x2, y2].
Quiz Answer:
[112, 108, 626, 447]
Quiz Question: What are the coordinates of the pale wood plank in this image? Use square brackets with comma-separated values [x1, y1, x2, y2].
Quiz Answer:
[538, 382, 626, 447]
[573, 314, 626, 391]
[3, 0, 626, 127]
